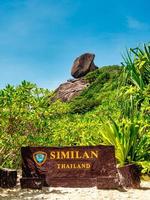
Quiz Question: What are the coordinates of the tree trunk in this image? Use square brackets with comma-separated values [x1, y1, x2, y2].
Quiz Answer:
[0, 168, 17, 188]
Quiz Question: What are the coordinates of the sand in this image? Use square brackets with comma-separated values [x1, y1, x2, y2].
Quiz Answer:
[0, 180, 150, 200]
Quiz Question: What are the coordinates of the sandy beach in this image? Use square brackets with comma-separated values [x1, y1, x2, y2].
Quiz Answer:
[0, 180, 150, 200]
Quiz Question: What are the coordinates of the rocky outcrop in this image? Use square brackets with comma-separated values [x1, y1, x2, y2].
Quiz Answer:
[52, 53, 98, 102]
[71, 53, 98, 78]
[52, 79, 88, 102]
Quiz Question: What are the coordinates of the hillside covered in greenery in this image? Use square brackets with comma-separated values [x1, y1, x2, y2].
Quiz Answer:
[0, 43, 150, 175]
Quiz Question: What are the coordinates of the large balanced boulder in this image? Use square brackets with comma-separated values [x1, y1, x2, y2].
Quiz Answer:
[52, 79, 88, 102]
[71, 53, 98, 78]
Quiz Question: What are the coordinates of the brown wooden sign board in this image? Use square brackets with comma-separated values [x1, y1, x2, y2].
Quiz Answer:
[21, 145, 120, 189]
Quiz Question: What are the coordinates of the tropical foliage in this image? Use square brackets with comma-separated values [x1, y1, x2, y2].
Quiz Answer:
[0, 43, 150, 175]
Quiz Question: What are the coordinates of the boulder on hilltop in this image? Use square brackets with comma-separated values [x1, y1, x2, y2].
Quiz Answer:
[52, 53, 98, 102]
[71, 53, 98, 78]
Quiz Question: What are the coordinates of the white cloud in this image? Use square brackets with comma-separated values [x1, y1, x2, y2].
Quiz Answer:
[127, 17, 149, 30]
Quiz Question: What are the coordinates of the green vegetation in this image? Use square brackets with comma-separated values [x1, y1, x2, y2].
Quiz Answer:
[0, 43, 150, 175]
[70, 65, 122, 114]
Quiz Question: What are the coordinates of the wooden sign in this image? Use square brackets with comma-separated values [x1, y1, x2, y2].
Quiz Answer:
[20, 145, 120, 189]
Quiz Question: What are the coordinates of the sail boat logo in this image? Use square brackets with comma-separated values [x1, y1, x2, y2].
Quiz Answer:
[33, 151, 47, 166]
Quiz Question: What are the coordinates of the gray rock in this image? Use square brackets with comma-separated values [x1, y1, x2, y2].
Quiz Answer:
[52, 79, 88, 102]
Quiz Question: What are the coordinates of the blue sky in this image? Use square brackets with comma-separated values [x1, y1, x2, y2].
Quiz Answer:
[0, 0, 149, 90]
